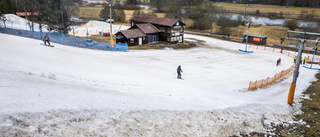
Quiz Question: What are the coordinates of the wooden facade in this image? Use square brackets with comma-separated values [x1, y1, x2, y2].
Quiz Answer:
[152, 21, 185, 44]
[115, 29, 148, 46]
[115, 16, 185, 46]
[130, 24, 160, 43]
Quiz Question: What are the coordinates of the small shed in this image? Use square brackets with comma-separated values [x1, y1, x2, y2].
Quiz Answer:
[115, 29, 147, 46]
[244, 34, 267, 45]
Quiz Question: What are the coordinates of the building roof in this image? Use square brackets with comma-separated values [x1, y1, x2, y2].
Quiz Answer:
[135, 23, 160, 34]
[118, 29, 146, 39]
[16, 12, 39, 16]
[244, 34, 267, 38]
[130, 16, 185, 27]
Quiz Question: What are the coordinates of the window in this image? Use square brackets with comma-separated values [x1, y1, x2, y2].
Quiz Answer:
[176, 22, 179, 26]
[130, 39, 134, 43]
[143, 37, 145, 40]
[172, 29, 180, 36]
[171, 37, 179, 41]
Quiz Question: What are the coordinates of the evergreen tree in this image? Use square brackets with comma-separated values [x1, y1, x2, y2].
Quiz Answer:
[126, 0, 138, 5]
[0, 0, 14, 14]
[39, 0, 77, 34]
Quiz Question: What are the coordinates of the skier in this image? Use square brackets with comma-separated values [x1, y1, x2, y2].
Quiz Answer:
[177, 65, 183, 79]
[43, 33, 51, 46]
[276, 58, 281, 66]
[293, 56, 297, 63]
[303, 57, 306, 64]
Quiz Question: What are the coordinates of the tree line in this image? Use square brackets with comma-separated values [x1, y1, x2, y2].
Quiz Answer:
[0, 0, 81, 34]
[211, 0, 320, 8]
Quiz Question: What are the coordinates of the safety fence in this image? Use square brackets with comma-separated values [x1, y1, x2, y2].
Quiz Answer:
[247, 44, 320, 91]
[248, 64, 295, 91]
[0, 27, 128, 52]
[248, 45, 320, 64]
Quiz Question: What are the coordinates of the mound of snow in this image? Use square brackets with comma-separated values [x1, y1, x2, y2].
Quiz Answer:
[69, 20, 130, 37]
[4, 14, 29, 24]
[3, 14, 48, 32]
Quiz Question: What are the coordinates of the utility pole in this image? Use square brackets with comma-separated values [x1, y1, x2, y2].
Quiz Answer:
[239, 4, 253, 53]
[109, 0, 113, 47]
[281, 30, 320, 104]
[60, 0, 64, 34]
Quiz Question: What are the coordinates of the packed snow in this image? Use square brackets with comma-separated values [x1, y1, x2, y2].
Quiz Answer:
[0, 32, 318, 136]
[0, 14, 319, 136]
[69, 20, 130, 37]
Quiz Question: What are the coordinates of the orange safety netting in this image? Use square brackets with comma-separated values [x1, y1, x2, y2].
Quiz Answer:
[246, 45, 319, 91]
[248, 64, 295, 91]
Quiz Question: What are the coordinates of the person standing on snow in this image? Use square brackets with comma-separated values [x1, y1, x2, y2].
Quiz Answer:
[276, 58, 281, 66]
[43, 33, 51, 46]
[177, 65, 183, 79]
[294, 56, 297, 63]
[303, 57, 306, 64]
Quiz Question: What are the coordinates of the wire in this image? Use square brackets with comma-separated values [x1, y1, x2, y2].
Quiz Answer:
[243, 0, 269, 26]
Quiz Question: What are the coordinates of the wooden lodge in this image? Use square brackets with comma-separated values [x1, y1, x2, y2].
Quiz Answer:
[115, 16, 185, 46]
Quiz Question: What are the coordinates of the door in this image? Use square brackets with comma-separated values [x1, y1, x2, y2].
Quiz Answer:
[139, 38, 142, 45]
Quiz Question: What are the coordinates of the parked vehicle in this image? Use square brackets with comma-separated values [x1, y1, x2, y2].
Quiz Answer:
[74, 19, 84, 23]
[106, 19, 114, 23]
[70, 18, 79, 22]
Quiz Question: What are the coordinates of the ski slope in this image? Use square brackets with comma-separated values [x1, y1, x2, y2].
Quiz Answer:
[1, 14, 48, 32]
[69, 20, 130, 37]
[0, 33, 318, 136]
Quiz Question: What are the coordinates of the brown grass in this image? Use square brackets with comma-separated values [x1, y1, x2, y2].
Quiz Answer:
[77, 6, 104, 19]
[76, 5, 164, 22]
[214, 2, 320, 19]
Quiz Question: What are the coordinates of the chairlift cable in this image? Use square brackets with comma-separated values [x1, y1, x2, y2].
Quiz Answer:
[243, 0, 268, 26]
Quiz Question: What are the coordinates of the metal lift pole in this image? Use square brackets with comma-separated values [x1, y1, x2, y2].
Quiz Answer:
[288, 40, 304, 104]
[282, 30, 320, 105]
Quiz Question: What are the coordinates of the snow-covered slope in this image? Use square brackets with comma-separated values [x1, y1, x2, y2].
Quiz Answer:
[0, 33, 317, 136]
[70, 20, 130, 37]
[3, 14, 48, 32]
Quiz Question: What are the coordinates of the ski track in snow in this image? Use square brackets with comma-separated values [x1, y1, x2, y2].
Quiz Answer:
[0, 31, 318, 136]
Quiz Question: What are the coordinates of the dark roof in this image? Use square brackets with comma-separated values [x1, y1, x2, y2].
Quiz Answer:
[16, 12, 39, 16]
[130, 16, 185, 27]
[244, 34, 267, 38]
[118, 29, 146, 39]
[135, 24, 160, 34]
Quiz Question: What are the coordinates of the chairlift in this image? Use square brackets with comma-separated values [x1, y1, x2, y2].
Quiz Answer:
[303, 46, 319, 70]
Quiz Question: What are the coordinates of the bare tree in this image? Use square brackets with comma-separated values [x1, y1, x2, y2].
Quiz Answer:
[284, 19, 298, 30]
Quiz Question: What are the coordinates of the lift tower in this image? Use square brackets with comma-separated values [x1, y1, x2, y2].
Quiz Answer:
[281, 30, 320, 104]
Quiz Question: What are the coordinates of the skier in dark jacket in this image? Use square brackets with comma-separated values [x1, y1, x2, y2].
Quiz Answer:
[177, 65, 183, 79]
[43, 33, 51, 46]
[276, 58, 281, 66]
